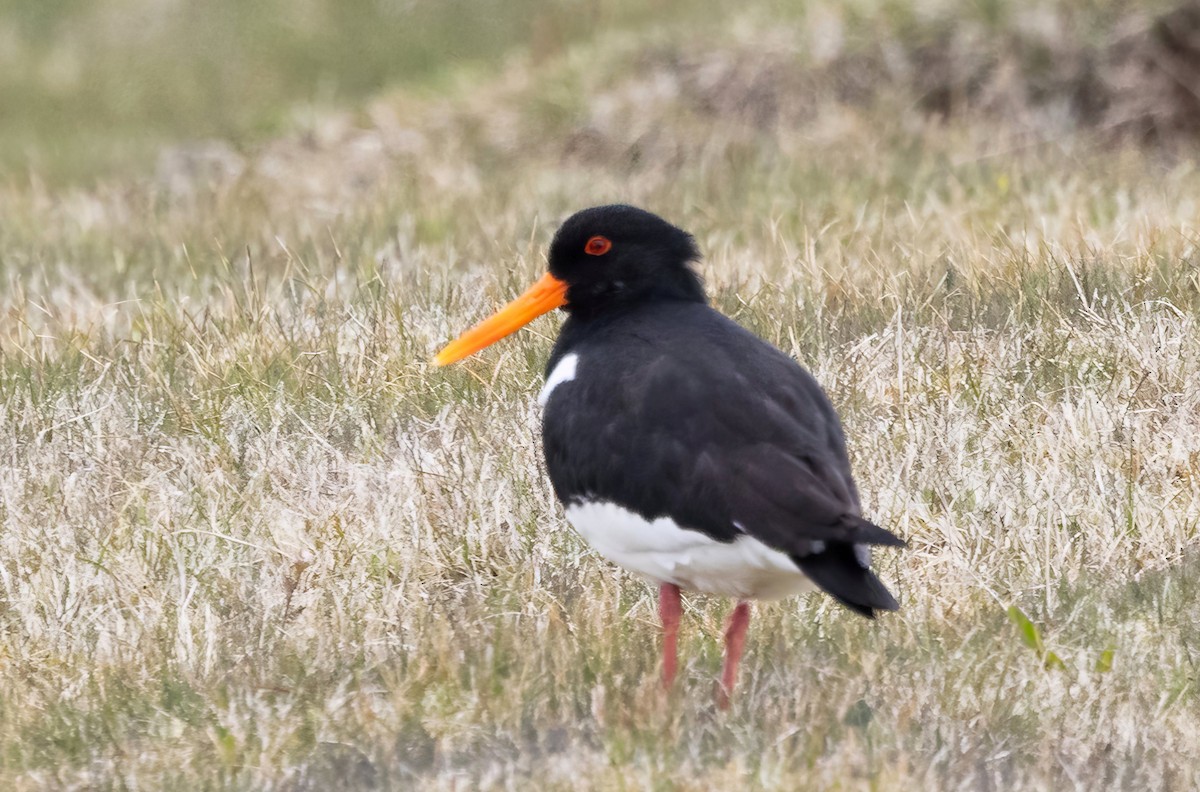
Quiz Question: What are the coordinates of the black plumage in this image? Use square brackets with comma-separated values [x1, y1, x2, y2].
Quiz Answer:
[540, 206, 903, 617]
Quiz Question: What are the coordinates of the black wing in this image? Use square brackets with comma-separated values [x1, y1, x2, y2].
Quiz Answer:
[542, 303, 902, 616]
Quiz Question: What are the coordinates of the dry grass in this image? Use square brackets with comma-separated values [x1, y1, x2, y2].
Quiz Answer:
[2, 1, 1200, 789]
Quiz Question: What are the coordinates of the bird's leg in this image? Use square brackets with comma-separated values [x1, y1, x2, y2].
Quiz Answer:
[716, 600, 752, 710]
[659, 583, 682, 689]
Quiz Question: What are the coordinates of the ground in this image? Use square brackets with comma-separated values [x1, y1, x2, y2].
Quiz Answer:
[1, 0, 1199, 789]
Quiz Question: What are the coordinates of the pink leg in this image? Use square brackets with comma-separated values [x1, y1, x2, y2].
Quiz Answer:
[659, 583, 682, 689]
[716, 601, 751, 710]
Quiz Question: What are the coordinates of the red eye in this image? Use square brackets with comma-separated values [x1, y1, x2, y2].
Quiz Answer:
[585, 235, 612, 256]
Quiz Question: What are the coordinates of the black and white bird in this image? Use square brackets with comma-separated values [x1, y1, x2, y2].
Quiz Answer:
[435, 205, 903, 706]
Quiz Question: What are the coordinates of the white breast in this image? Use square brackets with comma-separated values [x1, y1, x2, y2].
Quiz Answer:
[538, 353, 579, 406]
[564, 500, 813, 600]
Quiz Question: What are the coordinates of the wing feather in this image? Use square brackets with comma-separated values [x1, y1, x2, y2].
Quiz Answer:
[542, 305, 904, 558]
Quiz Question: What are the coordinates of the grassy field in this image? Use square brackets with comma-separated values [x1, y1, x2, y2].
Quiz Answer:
[2, 0, 1200, 788]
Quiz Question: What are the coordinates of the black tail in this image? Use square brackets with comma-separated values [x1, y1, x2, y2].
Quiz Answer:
[841, 515, 906, 548]
[793, 542, 900, 619]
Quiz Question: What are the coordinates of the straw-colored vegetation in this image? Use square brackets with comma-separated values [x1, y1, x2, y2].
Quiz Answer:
[1, 0, 1199, 788]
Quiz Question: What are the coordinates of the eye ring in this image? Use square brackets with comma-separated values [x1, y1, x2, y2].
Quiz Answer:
[585, 235, 612, 256]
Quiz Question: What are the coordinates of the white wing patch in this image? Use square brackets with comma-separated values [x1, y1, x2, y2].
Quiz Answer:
[538, 353, 579, 406]
[565, 500, 814, 601]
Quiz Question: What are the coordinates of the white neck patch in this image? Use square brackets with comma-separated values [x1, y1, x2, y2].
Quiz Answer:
[538, 353, 579, 406]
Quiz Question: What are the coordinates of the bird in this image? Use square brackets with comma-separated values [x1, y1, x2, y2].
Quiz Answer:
[434, 205, 903, 707]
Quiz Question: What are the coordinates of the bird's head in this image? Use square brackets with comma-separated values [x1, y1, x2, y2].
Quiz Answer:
[546, 204, 703, 314]
[434, 205, 704, 366]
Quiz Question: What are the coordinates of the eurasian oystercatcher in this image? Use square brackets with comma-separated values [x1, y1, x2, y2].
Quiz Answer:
[435, 205, 903, 707]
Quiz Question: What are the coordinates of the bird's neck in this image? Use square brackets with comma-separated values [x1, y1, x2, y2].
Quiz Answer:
[649, 266, 708, 305]
[547, 290, 705, 374]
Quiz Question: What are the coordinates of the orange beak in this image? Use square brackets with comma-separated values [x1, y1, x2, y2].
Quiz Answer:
[433, 272, 568, 366]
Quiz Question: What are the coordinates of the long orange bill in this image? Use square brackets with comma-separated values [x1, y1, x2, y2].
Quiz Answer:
[433, 272, 568, 366]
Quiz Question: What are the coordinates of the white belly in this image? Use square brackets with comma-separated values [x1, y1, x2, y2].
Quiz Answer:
[564, 500, 814, 600]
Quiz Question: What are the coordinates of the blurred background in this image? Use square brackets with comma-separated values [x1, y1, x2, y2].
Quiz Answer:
[3, 0, 1197, 184]
[1, 0, 709, 180]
